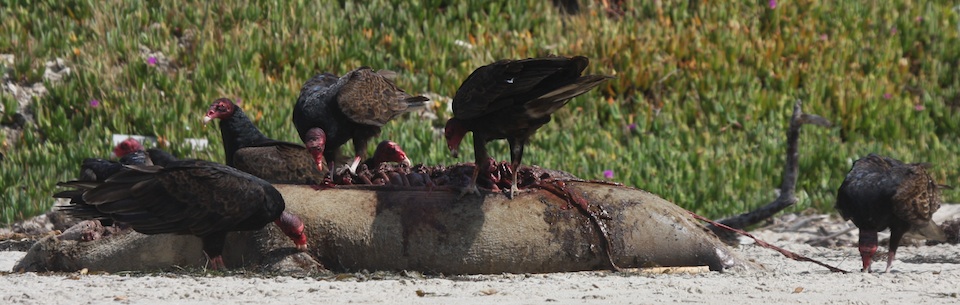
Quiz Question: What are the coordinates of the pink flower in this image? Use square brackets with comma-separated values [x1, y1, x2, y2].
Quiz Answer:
[628, 123, 637, 132]
[89, 99, 100, 107]
[914, 104, 925, 111]
[768, 0, 776, 9]
[147, 57, 158, 66]
[882, 93, 892, 100]
[603, 170, 614, 179]
[890, 26, 897, 35]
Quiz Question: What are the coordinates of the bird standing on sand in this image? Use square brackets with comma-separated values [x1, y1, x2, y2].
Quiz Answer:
[835, 154, 946, 273]
[444, 55, 612, 198]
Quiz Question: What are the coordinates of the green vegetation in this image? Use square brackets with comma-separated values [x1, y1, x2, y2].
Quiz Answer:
[1, 0, 958, 224]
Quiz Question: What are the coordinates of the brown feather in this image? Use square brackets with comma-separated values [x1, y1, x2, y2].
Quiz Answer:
[337, 67, 428, 126]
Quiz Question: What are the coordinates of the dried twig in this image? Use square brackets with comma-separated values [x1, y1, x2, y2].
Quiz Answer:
[709, 100, 832, 242]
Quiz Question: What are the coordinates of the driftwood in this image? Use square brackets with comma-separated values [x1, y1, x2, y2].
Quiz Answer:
[708, 100, 832, 242]
[15, 181, 756, 274]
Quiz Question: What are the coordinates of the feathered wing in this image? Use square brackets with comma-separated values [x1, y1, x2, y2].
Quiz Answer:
[76, 160, 284, 237]
[57, 150, 153, 225]
[292, 72, 342, 142]
[891, 164, 946, 241]
[453, 56, 595, 120]
[233, 141, 326, 184]
[336, 67, 428, 126]
[523, 74, 613, 119]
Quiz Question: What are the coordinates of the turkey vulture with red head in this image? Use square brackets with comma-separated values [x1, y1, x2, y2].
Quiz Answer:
[78, 138, 150, 182]
[365, 140, 411, 169]
[836, 154, 947, 272]
[292, 69, 428, 180]
[56, 159, 308, 270]
[444, 56, 612, 198]
[204, 98, 326, 184]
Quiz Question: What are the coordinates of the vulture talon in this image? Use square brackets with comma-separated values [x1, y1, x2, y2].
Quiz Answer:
[458, 183, 482, 199]
[508, 184, 520, 199]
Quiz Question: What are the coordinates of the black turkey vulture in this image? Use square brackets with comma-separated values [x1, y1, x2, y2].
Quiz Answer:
[444, 56, 612, 198]
[78, 138, 150, 181]
[292, 69, 428, 180]
[59, 138, 153, 225]
[56, 159, 307, 270]
[146, 148, 179, 167]
[204, 98, 326, 184]
[836, 154, 946, 272]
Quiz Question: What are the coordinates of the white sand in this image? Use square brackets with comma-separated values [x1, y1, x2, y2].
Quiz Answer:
[3, 210, 960, 304]
[2, 240, 960, 304]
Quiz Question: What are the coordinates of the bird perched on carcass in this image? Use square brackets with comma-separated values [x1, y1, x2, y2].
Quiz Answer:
[59, 138, 152, 226]
[835, 154, 947, 273]
[292, 69, 428, 181]
[78, 138, 151, 181]
[356, 140, 412, 172]
[204, 98, 327, 184]
[55, 159, 308, 270]
[444, 55, 612, 198]
[340, 140, 415, 185]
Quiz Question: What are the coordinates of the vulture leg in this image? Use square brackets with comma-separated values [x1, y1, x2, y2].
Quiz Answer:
[886, 222, 909, 273]
[201, 232, 228, 270]
[460, 135, 489, 198]
[460, 164, 482, 198]
[858, 229, 878, 273]
[353, 137, 369, 162]
[507, 137, 526, 199]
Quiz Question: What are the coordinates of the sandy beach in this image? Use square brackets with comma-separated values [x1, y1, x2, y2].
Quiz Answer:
[2, 212, 959, 305]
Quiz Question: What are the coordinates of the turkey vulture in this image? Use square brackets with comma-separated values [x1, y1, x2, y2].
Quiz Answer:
[59, 138, 153, 225]
[292, 68, 428, 180]
[444, 56, 612, 198]
[79, 138, 150, 181]
[836, 154, 946, 272]
[346, 140, 411, 174]
[204, 98, 327, 184]
[339, 140, 414, 185]
[365, 140, 411, 169]
[56, 159, 308, 270]
[146, 148, 179, 167]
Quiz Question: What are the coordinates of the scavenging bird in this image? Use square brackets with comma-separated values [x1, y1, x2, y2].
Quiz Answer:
[293, 69, 428, 181]
[444, 55, 612, 198]
[835, 154, 947, 273]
